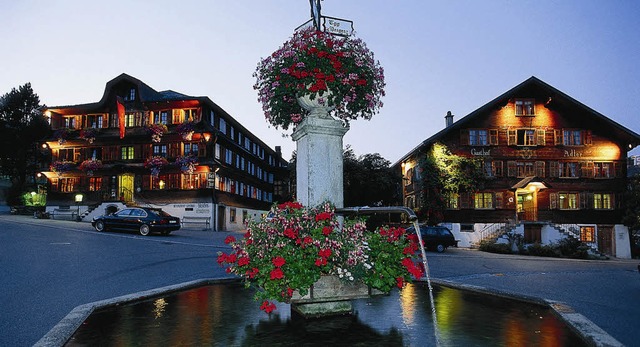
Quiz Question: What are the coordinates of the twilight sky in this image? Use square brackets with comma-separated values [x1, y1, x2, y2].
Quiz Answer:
[2, 0, 639, 162]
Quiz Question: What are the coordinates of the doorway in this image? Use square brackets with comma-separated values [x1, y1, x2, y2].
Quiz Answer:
[517, 191, 537, 221]
[597, 226, 614, 256]
[217, 205, 226, 231]
[118, 173, 134, 203]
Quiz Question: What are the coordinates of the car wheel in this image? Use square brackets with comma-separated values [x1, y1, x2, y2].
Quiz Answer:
[436, 244, 446, 253]
[139, 224, 150, 236]
[94, 221, 106, 232]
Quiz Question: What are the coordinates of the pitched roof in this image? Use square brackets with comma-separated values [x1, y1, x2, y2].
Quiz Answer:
[394, 76, 640, 165]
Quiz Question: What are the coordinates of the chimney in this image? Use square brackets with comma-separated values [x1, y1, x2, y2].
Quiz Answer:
[445, 111, 454, 128]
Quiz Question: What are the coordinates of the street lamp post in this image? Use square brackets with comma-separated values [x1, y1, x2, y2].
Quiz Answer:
[74, 193, 83, 222]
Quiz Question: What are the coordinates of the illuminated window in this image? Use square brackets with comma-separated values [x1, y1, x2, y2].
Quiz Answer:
[447, 193, 459, 209]
[127, 88, 136, 101]
[515, 99, 535, 116]
[474, 192, 493, 209]
[124, 114, 135, 127]
[63, 117, 76, 129]
[580, 226, 595, 242]
[88, 177, 102, 191]
[59, 178, 79, 193]
[154, 111, 168, 124]
[558, 193, 578, 210]
[594, 193, 612, 210]
[121, 146, 134, 160]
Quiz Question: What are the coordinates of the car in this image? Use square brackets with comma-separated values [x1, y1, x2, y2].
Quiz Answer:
[405, 225, 458, 253]
[91, 207, 181, 236]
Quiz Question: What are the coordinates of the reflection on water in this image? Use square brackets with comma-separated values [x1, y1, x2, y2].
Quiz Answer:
[66, 282, 585, 347]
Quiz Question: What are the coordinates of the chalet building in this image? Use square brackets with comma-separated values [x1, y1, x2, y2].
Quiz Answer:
[395, 77, 640, 258]
[40, 73, 289, 231]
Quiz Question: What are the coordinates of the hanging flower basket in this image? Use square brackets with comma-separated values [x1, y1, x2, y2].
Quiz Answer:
[217, 201, 422, 315]
[253, 27, 386, 131]
[50, 160, 76, 176]
[78, 159, 103, 176]
[175, 155, 198, 174]
[145, 123, 168, 143]
[144, 156, 168, 178]
[79, 128, 98, 144]
[176, 121, 196, 141]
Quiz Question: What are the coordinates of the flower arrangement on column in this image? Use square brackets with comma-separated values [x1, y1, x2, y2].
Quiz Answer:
[175, 155, 198, 174]
[145, 123, 168, 143]
[253, 26, 386, 131]
[217, 201, 422, 314]
[50, 160, 76, 176]
[79, 128, 98, 144]
[144, 156, 169, 178]
[78, 159, 103, 176]
[176, 121, 196, 141]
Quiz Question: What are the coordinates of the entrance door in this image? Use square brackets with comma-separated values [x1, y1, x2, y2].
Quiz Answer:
[517, 191, 537, 221]
[597, 226, 614, 256]
[118, 174, 135, 203]
[217, 205, 226, 231]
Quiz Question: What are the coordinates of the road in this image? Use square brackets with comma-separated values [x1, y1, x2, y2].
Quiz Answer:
[0, 214, 638, 346]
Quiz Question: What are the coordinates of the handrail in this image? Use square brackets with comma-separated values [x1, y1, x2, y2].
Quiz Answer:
[335, 206, 418, 222]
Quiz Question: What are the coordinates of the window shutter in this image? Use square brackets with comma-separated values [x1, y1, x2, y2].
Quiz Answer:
[489, 129, 499, 145]
[536, 129, 545, 146]
[550, 193, 558, 209]
[172, 109, 183, 124]
[580, 192, 590, 210]
[582, 161, 594, 178]
[495, 192, 504, 209]
[549, 161, 559, 177]
[508, 129, 516, 145]
[460, 130, 469, 145]
[554, 129, 563, 145]
[584, 130, 592, 145]
[507, 161, 516, 177]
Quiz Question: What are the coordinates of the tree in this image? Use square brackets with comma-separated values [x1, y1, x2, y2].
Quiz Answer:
[0, 83, 50, 205]
[623, 173, 640, 257]
[417, 143, 484, 225]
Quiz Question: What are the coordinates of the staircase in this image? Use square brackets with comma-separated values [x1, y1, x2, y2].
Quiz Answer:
[551, 223, 607, 258]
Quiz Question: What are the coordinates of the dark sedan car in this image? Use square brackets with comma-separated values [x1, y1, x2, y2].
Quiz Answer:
[92, 207, 181, 236]
[406, 225, 458, 253]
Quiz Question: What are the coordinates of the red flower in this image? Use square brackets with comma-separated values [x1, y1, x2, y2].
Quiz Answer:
[224, 235, 236, 244]
[318, 248, 332, 258]
[356, 79, 367, 86]
[270, 268, 284, 280]
[238, 256, 250, 266]
[246, 267, 259, 279]
[272, 256, 286, 267]
[314, 258, 327, 266]
[283, 227, 297, 239]
[216, 253, 228, 265]
[303, 236, 313, 245]
[260, 300, 277, 313]
[322, 226, 332, 236]
[396, 277, 405, 289]
[315, 212, 332, 222]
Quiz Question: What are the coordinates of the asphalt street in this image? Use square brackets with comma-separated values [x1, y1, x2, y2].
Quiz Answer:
[0, 214, 638, 346]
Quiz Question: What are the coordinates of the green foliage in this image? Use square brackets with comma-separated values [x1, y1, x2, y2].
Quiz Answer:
[524, 243, 560, 257]
[478, 240, 512, 254]
[0, 83, 50, 204]
[556, 237, 589, 259]
[623, 173, 640, 232]
[417, 143, 484, 224]
[343, 146, 401, 207]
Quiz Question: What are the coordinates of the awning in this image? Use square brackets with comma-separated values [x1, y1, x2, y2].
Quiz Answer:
[511, 176, 551, 190]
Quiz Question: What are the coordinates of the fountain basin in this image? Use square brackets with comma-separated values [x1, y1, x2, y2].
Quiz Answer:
[36, 277, 619, 346]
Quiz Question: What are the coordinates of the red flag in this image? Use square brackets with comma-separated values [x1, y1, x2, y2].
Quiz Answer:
[117, 97, 125, 139]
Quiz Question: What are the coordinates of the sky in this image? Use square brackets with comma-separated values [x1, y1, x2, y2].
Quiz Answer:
[2, 0, 640, 163]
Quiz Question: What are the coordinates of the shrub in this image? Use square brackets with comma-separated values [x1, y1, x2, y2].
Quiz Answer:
[478, 240, 512, 254]
[524, 243, 560, 258]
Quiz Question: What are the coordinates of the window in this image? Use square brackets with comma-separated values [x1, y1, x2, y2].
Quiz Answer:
[508, 129, 543, 146]
[474, 192, 493, 209]
[230, 126, 235, 140]
[516, 162, 534, 177]
[559, 192, 578, 210]
[184, 143, 199, 156]
[88, 177, 102, 191]
[58, 178, 79, 192]
[594, 162, 612, 178]
[121, 146, 134, 160]
[154, 111, 168, 124]
[125, 114, 135, 127]
[215, 143, 220, 159]
[182, 173, 205, 190]
[580, 226, 595, 242]
[63, 116, 76, 129]
[447, 193, 459, 209]
[594, 193, 613, 210]
[153, 144, 167, 157]
[559, 162, 579, 178]
[535, 161, 545, 177]
[219, 118, 227, 134]
[517, 129, 536, 146]
[225, 149, 233, 164]
[126, 88, 136, 101]
[563, 130, 582, 146]
[469, 129, 488, 146]
[87, 115, 103, 128]
[484, 161, 503, 177]
[515, 99, 535, 116]
[184, 109, 197, 122]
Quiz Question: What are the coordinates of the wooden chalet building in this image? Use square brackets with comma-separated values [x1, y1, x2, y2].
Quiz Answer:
[395, 77, 640, 258]
[40, 73, 289, 231]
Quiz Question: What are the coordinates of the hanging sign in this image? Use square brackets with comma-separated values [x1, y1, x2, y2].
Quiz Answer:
[322, 16, 354, 36]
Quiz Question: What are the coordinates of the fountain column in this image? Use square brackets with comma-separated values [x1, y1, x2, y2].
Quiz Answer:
[291, 95, 348, 208]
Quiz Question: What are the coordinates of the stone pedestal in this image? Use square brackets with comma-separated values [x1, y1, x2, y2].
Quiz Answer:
[292, 98, 348, 208]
